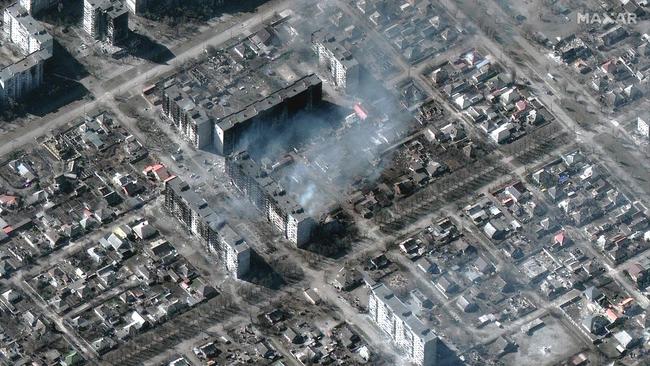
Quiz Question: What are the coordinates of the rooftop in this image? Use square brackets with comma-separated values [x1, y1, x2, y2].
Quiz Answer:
[166, 176, 222, 230]
[229, 152, 311, 222]
[160, 37, 321, 131]
[0, 48, 50, 82]
[0, 41, 28, 69]
[312, 30, 359, 69]
[86, 0, 128, 18]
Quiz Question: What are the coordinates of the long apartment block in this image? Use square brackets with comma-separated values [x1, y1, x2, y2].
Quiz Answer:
[368, 283, 449, 366]
[0, 2, 53, 107]
[161, 73, 322, 155]
[225, 151, 316, 247]
[164, 176, 251, 279]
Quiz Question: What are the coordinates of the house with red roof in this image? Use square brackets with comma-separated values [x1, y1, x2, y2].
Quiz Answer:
[0, 195, 18, 209]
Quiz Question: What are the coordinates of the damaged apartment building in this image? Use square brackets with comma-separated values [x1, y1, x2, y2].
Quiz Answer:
[368, 282, 459, 366]
[226, 151, 316, 247]
[0, 2, 53, 107]
[164, 176, 251, 279]
[83, 0, 129, 45]
[311, 29, 360, 92]
[161, 73, 323, 154]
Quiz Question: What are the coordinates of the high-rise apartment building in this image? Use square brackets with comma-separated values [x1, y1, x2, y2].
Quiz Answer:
[311, 30, 359, 92]
[164, 176, 251, 278]
[215, 223, 251, 280]
[160, 84, 213, 149]
[19, 0, 58, 15]
[0, 2, 52, 108]
[225, 151, 316, 247]
[214, 74, 322, 155]
[83, 0, 129, 45]
[368, 283, 441, 366]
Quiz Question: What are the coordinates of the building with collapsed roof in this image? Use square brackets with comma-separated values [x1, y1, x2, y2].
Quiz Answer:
[225, 151, 315, 246]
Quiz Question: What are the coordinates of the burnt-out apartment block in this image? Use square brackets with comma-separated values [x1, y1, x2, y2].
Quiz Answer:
[215, 74, 322, 155]
[164, 176, 251, 279]
[161, 73, 322, 154]
[226, 151, 316, 247]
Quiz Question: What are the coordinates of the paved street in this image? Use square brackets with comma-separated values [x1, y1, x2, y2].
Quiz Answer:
[0, 0, 293, 158]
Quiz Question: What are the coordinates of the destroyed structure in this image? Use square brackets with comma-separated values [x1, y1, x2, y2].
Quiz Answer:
[311, 29, 360, 92]
[226, 151, 316, 247]
[164, 176, 251, 279]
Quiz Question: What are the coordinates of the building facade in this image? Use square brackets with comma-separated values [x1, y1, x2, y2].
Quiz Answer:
[0, 3, 53, 108]
[0, 52, 46, 104]
[83, 0, 129, 45]
[125, 0, 148, 14]
[164, 176, 251, 278]
[225, 151, 316, 247]
[160, 73, 321, 154]
[311, 30, 359, 92]
[368, 283, 440, 366]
